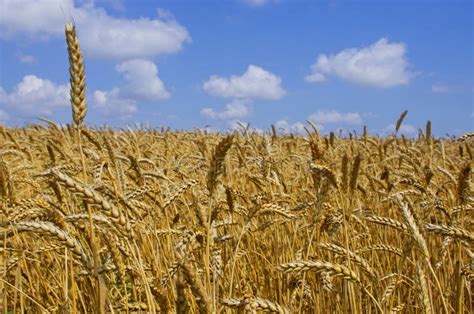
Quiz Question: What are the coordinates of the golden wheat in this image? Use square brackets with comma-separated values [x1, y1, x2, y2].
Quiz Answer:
[0, 22, 472, 314]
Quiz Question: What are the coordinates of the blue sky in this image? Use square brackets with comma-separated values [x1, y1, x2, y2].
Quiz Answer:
[0, 0, 472, 136]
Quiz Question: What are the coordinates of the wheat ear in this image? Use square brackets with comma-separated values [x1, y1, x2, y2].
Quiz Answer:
[65, 22, 87, 128]
[424, 223, 474, 244]
[318, 242, 378, 280]
[207, 134, 234, 195]
[1, 221, 92, 270]
[277, 260, 361, 283]
[221, 296, 290, 313]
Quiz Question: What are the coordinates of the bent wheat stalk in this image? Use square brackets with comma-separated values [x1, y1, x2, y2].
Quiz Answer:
[1, 221, 92, 270]
[277, 260, 383, 312]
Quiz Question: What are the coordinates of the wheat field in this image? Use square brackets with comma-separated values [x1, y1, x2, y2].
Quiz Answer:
[0, 23, 472, 314]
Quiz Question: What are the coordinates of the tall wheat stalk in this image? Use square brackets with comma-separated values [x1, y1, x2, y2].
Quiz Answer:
[65, 21, 106, 314]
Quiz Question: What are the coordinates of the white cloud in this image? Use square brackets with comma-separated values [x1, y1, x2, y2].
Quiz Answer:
[90, 59, 168, 117]
[226, 120, 263, 134]
[115, 59, 170, 101]
[385, 123, 416, 136]
[202, 65, 285, 131]
[201, 99, 251, 120]
[274, 120, 306, 134]
[79, 9, 191, 59]
[274, 120, 289, 132]
[0, 0, 191, 60]
[292, 122, 306, 134]
[305, 72, 325, 82]
[0, 75, 68, 116]
[0, 0, 70, 38]
[306, 38, 412, 88]
[92, 88, 137, 117]
[203, 65, 286, 100]
[309, 110, 363, 125]
[0, 61, 168, 120]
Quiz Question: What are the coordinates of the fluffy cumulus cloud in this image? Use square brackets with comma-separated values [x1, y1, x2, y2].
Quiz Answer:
[115, 59, 170, 101]
[203, 65, 286, 100]
[0, 59, 167, 120]
[201, 65, 285, 129]
[385, 123, 416, 136]
[308, 110, 363, 125]
[0, 0, 68, 37]
[201, 99, 251, 120]
[91, 59, 169, 116]
[0, 75, 68, 116]
[0, 0, 191, 60]
[306, 38, 412, 88]
[92, 88, 137, 117]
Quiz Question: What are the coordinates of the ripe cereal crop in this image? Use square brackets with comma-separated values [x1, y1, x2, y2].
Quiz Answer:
[0, 22, 472, 314]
